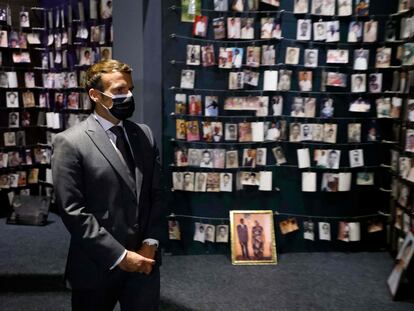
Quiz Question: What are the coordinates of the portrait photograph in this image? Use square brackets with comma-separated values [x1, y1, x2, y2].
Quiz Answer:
[348, 21, 363, 42]
[300, 124, 313, 141]
[376, 98, 391, 118]
[194, 222, 206, 243]
[0, 30, 7, 48]
[239, 122, 252, 142]
[180, 69, 195, 89]
[279, 218, 299, 235]
[240, 171, 260, 186]
[241, 18, 255, 39]
[8, 112, 19, 128]
[312, 0, 323, 14]
[231, 0, 244, 11]
[321, 98, 334, 118]
[22, 91, 35, 108]
[186, 120, 200, 141]
[186, 44, 201, 66]
[278, 70, 292, 91]
[225, 123, 238, 141]
[201, 45, 216, 67]
[303, 220, 315, 241]
[229, 71, 244, 90]
[168, 220, 181, 240]
[227, 17, 241, 39]
[216, 225, 229, 243]
[402, 42, 414, 66]
[256, 148, 267, 166]
[175, 147, 188, 167]
[376, 47, 391, 68]
[242, 148, 257, 168]
[230, 210, 277, 265]
[194, 172, 208, 192]
[294, 0, 309, 13]
[20, 11, 30, 28]
[262, 45, 276, 65]
[183, 172, 195, 191]
[271, 96, 283, 116]
[204, 95, 218, 116]
[351, 74, 366, 93]
[338, 0, 352, 16]
[220, 173, 233, 192]
[285, 47, 300, 65]
[297, 19, 311, 41]
[246, 46, 261, 67]
[4, 132, 16, 147]
[263, 70, 278, 91]
[298, 71, 312, 92]
[325, 21, 340, 42]
[304, 49, 318, 68]
[305, 98, 316, 118]
[79, 47, 93, 66]
[321, 173, 339, 192]
[6, 91, 19, 108]
[323, 123, 337, 143]
[193, 15, 208, 38]
[232, 48, 243, 68]
[291, 97, 305, 117]
[353, 49, 369, 70]
[226, 150, 239, 168]
[356, 172, 374, 185]
[405, 129, 414, 152]
[319, 222, 331, 241]
[244, 70, 260, 87]
[348, 123, 361, 143]
[313, 22, 326, 41]
[314, 149, 340, 169]
[385, 20, 397, 42]
[24, 72, 35, 88]
[289, 122, 301, 142]
[206, 172, 220, 192]
[368, 73, 382, 94]
[363, 20, 378, 42]
[213, 17, 226, 39]
[272, 146, 287, 165]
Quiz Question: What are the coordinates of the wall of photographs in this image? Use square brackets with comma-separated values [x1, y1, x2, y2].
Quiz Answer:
[0, 0, 113, 216]
[162, 0, 408, 254]
[389, 2, 414, 263]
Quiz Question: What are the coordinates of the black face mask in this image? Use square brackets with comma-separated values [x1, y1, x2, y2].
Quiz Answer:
[99, 91, 135, 120]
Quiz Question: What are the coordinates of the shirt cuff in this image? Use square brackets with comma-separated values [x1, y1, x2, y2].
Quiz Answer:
[143, 238, 159, 248]
[110, 249, 127, 270]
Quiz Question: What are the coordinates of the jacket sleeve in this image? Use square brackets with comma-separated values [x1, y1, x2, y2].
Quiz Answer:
[139, 124, 164, 243]
[51, 132, 125, 270]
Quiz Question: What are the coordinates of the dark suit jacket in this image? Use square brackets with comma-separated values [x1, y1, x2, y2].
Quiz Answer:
[51, 114, 162, 290]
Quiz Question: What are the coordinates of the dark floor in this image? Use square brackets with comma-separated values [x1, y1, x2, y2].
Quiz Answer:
[0, 214, 413, 311]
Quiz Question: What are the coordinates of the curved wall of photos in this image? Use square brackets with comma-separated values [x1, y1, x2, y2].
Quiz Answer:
[162, 0, 413, 254]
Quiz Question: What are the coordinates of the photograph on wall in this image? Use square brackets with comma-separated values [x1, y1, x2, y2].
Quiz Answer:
[230, 210, 277, 265]
[304, 49, 318, 67]
[297, 19, 311, 41]
[214, 0, 228, 11]
[363, 20, 378, 42]
[180, 69, 195, 89]
[181, 0, 201, 22]
[387, 232, 414, 298]
[294, 0, 309, 13]
[227, 17, 241, 39]
[285, 47, 300, 65]
[193, 15, 208, 37]
[338, 0, 352, 16]
[216, 225, 229, 242]
[261, 0, 280, 7]
[325, 21, 340, 42]
[241, 18, 254, 39]
[326, 49, 349, 64]
[355, 0, 369, 16]
[213, 17, 226, 39]
[348, 21, 362, 42]
[353, 49, 369, 70]
[376, 47, 391, 68]
[201, 45, 215, 67]
[313, 22, 326, 41]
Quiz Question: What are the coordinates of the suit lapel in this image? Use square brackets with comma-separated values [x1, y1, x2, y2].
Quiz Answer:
[85, 115, 136, 197]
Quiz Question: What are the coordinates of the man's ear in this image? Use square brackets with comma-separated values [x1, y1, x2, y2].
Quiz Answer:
[89, 88, 101, 103]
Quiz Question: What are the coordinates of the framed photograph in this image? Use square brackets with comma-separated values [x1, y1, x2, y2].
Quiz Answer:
[230, 210, 277, 265]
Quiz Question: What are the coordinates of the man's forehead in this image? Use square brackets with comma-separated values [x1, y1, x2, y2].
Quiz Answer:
[101, 71, 132, 85]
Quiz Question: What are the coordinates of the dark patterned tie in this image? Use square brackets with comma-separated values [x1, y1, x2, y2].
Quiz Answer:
[109, 126, 136, 179]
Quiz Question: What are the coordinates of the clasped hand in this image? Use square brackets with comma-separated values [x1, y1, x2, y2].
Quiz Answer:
[118, 244, 156, 275]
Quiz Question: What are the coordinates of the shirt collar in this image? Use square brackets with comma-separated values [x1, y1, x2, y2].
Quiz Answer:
[93, 112, 123, 132]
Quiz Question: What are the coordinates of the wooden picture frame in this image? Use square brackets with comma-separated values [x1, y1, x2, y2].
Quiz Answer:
[230, 210, 277, 265]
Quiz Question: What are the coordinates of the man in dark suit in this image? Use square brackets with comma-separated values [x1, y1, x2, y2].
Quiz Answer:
[237, 218, 249, 259]
[51, 59, 162, 310]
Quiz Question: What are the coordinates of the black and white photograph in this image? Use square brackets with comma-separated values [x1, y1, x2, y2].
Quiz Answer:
[300, 124, 313, 141]
[303, 221, 315, 241]
[262, 45, 276, 65]
[256, 148, 267, 166]
[180, 70, 195, 89]
[290, 123, 301, 142]
[323, 123, 337, 143]
[322, 0, 336, 15]
[285, 47, 300, 65]
[319, 222, 331, 240]
[312, 0, 323, 14]
[304, 49, 318, 67]
[183, 172, 195, 191]
[278, 70, 292, 91]
[8, 112, 19, 128]
[100, 0, 112, 19]
[315, 149, 341, 169]
[220, 173, 233, 192]
[291, 97, 305, 117]
[226, 150, 239, 168]
[272, 146, 287, 165]
[313, 22, 326, 41]
[24, 72, 35, 88]
[353, 49, 369, 70]
[349, 149, 364, 168]
[297, 19, 311, 41]
[351, 74, 366, 93]
[4, 132, 16, 147]
[229, 72, 245, 90]
[194, 173, 207, 192]
[225, 123, 238, 141]
[325, 21, 340, 42]
[214, 0, 228, 11]
[321, 98, 334, 118]
[6, 92, 19, 108]
[194, 222, 206, 243]
[216, 225, 229, 242]
[244, 70, 260, 87]
[186, 45, 201, 66]
[20, 11, 30, 28]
